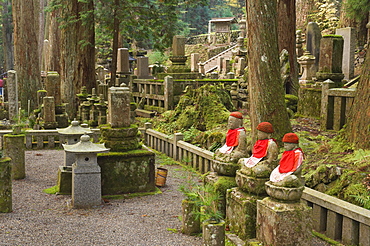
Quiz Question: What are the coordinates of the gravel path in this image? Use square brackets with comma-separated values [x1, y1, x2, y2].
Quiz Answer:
[0, 150, 202, 246]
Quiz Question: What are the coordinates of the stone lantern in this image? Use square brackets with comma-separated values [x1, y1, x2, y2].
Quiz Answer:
[57, 119, 93, 166]
[63, 134, 109, 209]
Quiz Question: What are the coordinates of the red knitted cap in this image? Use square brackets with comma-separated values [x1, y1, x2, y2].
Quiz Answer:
[282, 133, 299, 143]
[256, 122, 274, 133]
[230, 112, 243, 119]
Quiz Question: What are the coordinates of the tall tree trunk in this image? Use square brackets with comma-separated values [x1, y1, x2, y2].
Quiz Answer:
[277, 0, 299, 95]
[59, 0, 95, 118]
[295, 0, 316, 32]
[345, 53, 370, 149]
[247, 0, 292, 142]
[2, 0, 14, 72]
[47, 7, 61, 72]
[110, 0, 120, 87]
[12, 0, 41, 112]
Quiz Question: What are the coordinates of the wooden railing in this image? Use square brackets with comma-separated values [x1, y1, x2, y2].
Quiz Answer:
[141, 123, 370, 245]
[321, 80, 356, 131]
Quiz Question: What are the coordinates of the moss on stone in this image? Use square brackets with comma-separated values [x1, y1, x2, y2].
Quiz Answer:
[214, 176, 237, 194]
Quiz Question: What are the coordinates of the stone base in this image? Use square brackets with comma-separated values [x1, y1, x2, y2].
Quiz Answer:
[57, 166, 72, 195]
[211, 160, 240, 176]
[72, 164, 102, 209]
[265, 181, 304, 202]
[43, 121, 58, 129]
[202, 220, 225, 246]
[56, 114, 69, 128]
[226, 187, 265, 240]
[235, 170, 268, 195]
[204, 172, 237, 216]
[156, 73, 200, 80]
[256, 197, 313, 246]
[99, 125, 141, 152]
[98, 149, 155, 195]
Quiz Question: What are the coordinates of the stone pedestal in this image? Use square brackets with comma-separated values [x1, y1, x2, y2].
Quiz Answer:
[108, 87, 131, 128]
[4, 134, 25, 180]
[256, 197, 313, 246]
[72, 162, 102, 208]
[43, 96, 58, 129]
[211, 160, 240, 177]
[235, 170, 268, 196]
[99, 126, 141, 152]
[0, 157, 12, 213]
[98, 150, 155, 194]
[181, 199, 201, 235]
[202, 220, 225, 246]
[57, 166, 72, 195]
[226, 187, 263, 240]
[204, 172, 237, 217]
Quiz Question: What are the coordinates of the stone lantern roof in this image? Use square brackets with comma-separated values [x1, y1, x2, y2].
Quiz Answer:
[63, 134, 109, 153]
[57, 119, 92, 135]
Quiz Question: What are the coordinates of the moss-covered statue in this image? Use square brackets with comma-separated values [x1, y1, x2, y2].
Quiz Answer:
[237, 122, 278, 178]
[269, 133, 304, 187]
[214, 112, 248, 163]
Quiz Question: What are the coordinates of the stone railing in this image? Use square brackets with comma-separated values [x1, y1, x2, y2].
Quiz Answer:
[142, 123, 214, 174]
[131, 77, 237, 113]
[321, 80, 356, 131]
[141, 124, 370, 245]
[302, 187, 370, 246]
[0, 129, 100, 150]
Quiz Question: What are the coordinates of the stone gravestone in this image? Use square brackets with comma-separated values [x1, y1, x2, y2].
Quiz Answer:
[6, 70, 18, 122]
[45, 71, 61, 106]
[316, 35, 344, 87]
[108, 87, 131, 128]
[335, 27, 356, 80]
[306, 22, 322, 73]
[117, 48, 130, 74]
[190, 53, 199, 72]
[168, 35, 188, 73]
[136, 57, 151, 79]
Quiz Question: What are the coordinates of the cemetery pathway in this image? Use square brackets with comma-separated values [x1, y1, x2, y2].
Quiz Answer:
[1, 150, 202, 246]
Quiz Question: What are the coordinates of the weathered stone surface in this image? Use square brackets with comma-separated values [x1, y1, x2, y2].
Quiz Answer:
[265, 181, 304, 202]
[202, 220, 225, 246]
[306, 22, 322, 71]
[181, 199, 201, 235]
[226, 187, 264, 240]
[57, 166, 72, 195]
[211, 160, 240, 176]
[297, 87, 321, 118]
[108, 87, 131, 128]
[0, 157, 12, 213]
[4, 134, 25, 180]
[235, 170, 268, 195]
[256, 197, 313, 246]
[98, 150, 155, 195]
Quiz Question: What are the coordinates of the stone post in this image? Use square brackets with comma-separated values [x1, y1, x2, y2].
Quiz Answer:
[217, 57, 224, 73]
[173, 133, 184, 162]
[320, 79, 335, 130]
[43, 96, 57, 129]
[108, 86, 131, 128]
[164, 76, 174, 111]
[45, 71, 61, 106]
[4, 133, 25, 180]
[335, 27, 356, 80]
[0, 157, 12, 212]
[7, 70, 18, 122]
[117, 48, 130, 74]
[190, 53, 200, 72]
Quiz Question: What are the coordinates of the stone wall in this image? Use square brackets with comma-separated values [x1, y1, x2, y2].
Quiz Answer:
[297, 87, 322, 118]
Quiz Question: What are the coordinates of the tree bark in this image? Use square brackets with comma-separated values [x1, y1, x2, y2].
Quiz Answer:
[2, 0, 14, 72]
[47, 7, 61, 72]
[277, 0, 299, 95]
[345, 53, 370, 149]
[111, 0, 120, 87]
[59, 0, 95, 118]
[247, 0, 292, 142]
[12, 0, 41, 112]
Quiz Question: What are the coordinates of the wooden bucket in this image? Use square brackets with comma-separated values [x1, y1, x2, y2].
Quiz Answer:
[155, 167, 168, 187]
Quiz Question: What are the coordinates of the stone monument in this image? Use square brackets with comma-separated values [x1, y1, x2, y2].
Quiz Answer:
[63, 134, 109, 209]
[257, 133, 313, 245]
[226, 122, 278, 240]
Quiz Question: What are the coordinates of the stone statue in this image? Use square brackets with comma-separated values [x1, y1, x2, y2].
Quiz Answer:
[214, 111, 248, 163]
[269, 133, 304, 187]
[237, 122, 278, 178]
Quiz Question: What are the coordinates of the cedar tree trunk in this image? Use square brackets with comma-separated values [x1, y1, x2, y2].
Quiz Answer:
[247, 0, 292, 142]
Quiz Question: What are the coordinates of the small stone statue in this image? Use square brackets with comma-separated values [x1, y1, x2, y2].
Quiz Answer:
[214, 112, 247, 163]
[238, 122, 278, 178]
[269, 133, 304, 187]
